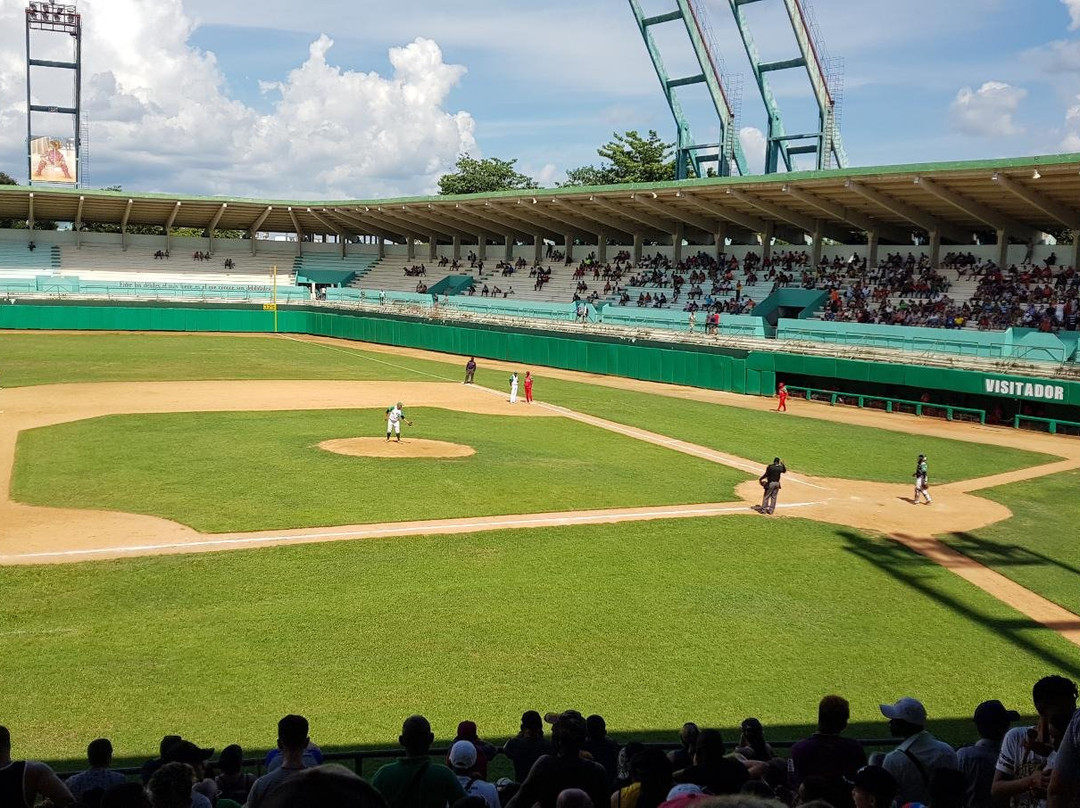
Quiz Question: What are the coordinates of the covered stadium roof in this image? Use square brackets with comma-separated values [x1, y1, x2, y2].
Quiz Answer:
[1, 153, 1078, 247]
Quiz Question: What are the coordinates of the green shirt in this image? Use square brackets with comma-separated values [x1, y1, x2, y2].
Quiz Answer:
[372, 756, 465, 808]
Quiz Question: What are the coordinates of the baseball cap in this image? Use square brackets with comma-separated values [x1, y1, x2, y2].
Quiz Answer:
[666, 784, 704, 801]
[880, 697, 927, 726]
[449, 740, 478, 770]
[851, 765, 897, 804]
[163, 740, 214, 764]
[973, 700, 1021, 726]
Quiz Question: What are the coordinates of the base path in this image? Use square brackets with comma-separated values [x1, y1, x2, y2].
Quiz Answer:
[1, 333, 1079, 647]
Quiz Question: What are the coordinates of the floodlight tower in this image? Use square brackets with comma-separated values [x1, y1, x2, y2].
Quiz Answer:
[628, 0, 748, 178]
[726, 0, 847, 172]
[25, 1, 83, 187]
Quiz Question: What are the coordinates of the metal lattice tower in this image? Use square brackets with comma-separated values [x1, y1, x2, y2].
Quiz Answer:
[727, 0, 847, 172]
[628, 0, 749, 178]
[25, 1, 83, 187]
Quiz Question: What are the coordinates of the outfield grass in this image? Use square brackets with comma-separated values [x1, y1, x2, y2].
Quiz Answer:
[1, 332, 1055, 484]
[941, 469, 1080, 616]
[12, 408, 748, 532]
[1, 516, 1076, 767]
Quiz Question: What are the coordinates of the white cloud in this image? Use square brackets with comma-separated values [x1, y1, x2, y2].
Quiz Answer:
[0, 0, 476, 198]
[948, 81, 1027, 137]
[1064, 95, 1080, 151]
[1065, 0, 1080, 30]
[738, 127, 766, 175]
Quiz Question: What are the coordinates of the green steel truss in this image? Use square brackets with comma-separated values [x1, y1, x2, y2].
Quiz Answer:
[728, 0, 847, 172]
[628, 0, 748, 179]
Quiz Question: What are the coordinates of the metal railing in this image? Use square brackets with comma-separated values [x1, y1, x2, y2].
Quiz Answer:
[1014, 414, 1080, 436]
[786, 385, 986, 424]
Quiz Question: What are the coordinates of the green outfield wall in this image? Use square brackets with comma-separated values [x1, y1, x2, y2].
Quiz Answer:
[3, 301, 1080, 415]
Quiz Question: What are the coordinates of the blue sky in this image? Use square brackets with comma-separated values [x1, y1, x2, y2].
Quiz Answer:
[1, 0, 1077, 198]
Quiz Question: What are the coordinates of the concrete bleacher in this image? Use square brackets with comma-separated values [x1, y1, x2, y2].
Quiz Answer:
[0, 242, 59, 277]
[57, 245, 288, 287]
[295, 253, 378, 287]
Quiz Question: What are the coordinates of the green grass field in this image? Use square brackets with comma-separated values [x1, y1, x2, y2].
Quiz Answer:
[941, 469, 1080, 616]
[1, 331, 1078, 768]
[12, 409, 747, 532]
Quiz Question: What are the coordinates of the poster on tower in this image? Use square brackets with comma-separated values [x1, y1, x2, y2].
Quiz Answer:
[29, 135, 76, 183]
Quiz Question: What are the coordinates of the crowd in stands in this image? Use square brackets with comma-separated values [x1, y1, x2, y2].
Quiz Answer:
[4, 676, 1080, 808]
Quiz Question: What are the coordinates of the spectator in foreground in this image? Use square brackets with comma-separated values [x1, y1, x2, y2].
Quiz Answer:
[372, 715, 465, 808]
[558, 788, 595, 808]
[247, 715, 314, 808]
[448, 721, 498, 781]
[65, 737, 127, 801]
[1048, 706, 1080, 808]
[612, 747, 674, 808]
[161, 740, 216, 807]
[214, 744, 255, 805]
[930, 768, 969, 808]
[879, 697, 958, 806]
[851, 764, 897, 808]
[506, 711, 609, 808]
[449, 740, 500, 808]
[789, 695, 867, 789]
[147, 762, 196, 808]
[669, 724, 700, 772]
[957, 700, 1019, 808]
[261, 764, 388, 808]
[735, 719, 774, 762]
[504, 711, 554, 783]
[142, 736, 183, 784]
[673, 729, 749, 795]
[583, 715, 620, 785]
[994, 676, 1078, 808]
[100, 782, 152, 808]
[0, 724, 74, 806]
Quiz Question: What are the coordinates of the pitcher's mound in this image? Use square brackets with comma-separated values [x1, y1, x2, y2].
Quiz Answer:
[319, 437, 476, 458]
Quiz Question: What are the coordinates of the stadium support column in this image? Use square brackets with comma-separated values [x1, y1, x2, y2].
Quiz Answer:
[407, 238, 415, 261]
[564, 233, 573, 263]
[452, 235, 461, 261]
[429, 234, 438, 262]
[378, 239, 385, 259]
[477, 237, 486, 262]
[810, 220, 824, 268]
[533, 234, 542, 264]
[928, 228, 941, 268]
[633, 233, 643, 264]
[761, 221, 774, 263]
[597, 231, 607, 263]
[672, 222, 684, 264]
[1073, 231, 1080, 274]
[714, 223, 727, 261]
[504, 235, 513, 262]
[996, 228, 1008, 273]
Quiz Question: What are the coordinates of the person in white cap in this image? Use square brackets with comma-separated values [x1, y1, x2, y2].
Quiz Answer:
[879, 697, 958, 806]
[449, 740, 500, 808]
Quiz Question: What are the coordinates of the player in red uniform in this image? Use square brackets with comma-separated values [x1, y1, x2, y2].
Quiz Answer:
[524, 371, 534, 404]
[776, 382, 788, 412]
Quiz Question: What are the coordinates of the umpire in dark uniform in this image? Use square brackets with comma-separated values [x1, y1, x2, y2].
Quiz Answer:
[759, 457, 787, 515]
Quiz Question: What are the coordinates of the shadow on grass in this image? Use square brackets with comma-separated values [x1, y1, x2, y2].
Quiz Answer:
[840, 530, 1080, 679]
[943, 531, 1080, 579]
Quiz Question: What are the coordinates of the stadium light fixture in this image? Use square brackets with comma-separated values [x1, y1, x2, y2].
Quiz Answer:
[1032, 169, 1041, 180]
[781, 185, 790, 192]
[991, 173, 1000, 181]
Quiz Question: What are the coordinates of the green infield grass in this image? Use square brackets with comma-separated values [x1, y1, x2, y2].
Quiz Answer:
[1, 332, 1056, 485]
[12, 408, 748, 532]
[941, 469, 1080, 616]
[1, 517, 1076, 768]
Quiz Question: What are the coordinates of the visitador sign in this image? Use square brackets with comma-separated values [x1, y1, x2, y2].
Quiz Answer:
[983, 376, 1067, 402]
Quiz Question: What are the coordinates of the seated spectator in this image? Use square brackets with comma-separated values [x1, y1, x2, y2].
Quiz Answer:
[1048, 706, 1080, 808]
[142, 735, 183, 784]
[161, 740, 216, 808]
[879, 698, 958, 805]
[669, 725, 700, 772]
[449, 741, 500, 808]
[612, 747, 673, 808]
[214, 744, 255, 805]
[101, 782, 152, 808]
[615, 743, 647, 792]
[506, 711, 609, 808]
[673, 729, 748, 795]
[559, 789, 596, 808]
[993, 676, 1077, 808]
[372, 715, 465, 808]
[851, 764, 898, 808]
[584, 715, 620, 785]
[448, 721, 497, 781]
[734, 719, 773, 762]
[957, 700, 1019, 808]
[789, 695, 867, 788]
[929, 768, 969, 808]
[247, 715, 315, 808]
[0, 724, 74, 806]
[65, 737, 127, 801]
[148, 762, 197, 808]
[261, 764, 387, 808]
